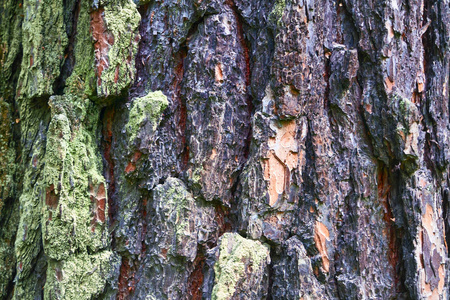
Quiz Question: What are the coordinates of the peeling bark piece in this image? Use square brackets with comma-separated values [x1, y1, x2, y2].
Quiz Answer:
[314, 221, 330, 272]
[263, 120, 298, 206]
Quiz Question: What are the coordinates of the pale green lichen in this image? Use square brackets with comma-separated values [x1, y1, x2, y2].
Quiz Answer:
[392, 95, 420, 173]
[188, 165, 204, 192]
[398, 96, 419, 122]
[269, 0, 286, 27]
[126, 91, 168, 143]
[0, 117, 18, 299]
[391, 94, 420, 127]
[212, 233, 270, 300]
[13, 103, 50, 298]
[0, 0, 23, 100]
[11, 1, 119, 297]
[14, 95, 112, 298]
[18, 0, 68, 99]
[41, 95, 109, 261]
[65, 0, 97, 97]
[44, 250, 120, 299]
[98, 0, 141, 98]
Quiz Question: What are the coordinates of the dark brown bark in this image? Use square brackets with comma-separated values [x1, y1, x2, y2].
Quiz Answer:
[0, 0, 449, 299]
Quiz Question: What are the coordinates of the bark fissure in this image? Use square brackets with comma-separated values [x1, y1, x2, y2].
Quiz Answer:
[54, 0, 81, 95]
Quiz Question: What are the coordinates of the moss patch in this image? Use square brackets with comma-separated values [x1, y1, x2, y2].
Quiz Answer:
[14, 101, 51, 295]
[153, 177, 199, 260]
[0, 100, 15, 213]
[269, 0, 286, 28]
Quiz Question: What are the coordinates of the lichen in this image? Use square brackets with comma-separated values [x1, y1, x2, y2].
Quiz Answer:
[269, 0, 286, 28]
[391, 94, 420, 129]
[153, 177, 197, 260]
[211, 233, 270, 300]
[0, 0, 23, 100]
[14, 95, 112, 297]
[126, 91, 168, 143]
[0, 166, 19, 300]
[96, 0, 141, 98]
[44, 250, 120, 299]
[0, 100, 15, 213]
[14, 103, 50, 296]
[17, 0, 68, 99]
[41, 95, 109, 261]
[65, 0, 97, 97]
[398, 97, 419, 124]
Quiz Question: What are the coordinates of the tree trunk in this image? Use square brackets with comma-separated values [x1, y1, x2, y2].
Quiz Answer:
[0, 0, 449, 299]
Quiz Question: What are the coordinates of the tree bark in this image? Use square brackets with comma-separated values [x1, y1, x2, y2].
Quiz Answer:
[0, 0, 449, 299]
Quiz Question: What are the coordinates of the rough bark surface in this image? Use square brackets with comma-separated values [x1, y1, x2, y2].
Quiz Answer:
[0, 0, 449, 299]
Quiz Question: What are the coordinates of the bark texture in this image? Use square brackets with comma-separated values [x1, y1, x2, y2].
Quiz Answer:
[0, 0, 449, 299]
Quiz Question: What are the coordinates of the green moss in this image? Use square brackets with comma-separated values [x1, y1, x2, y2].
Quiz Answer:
[391, 94, 420, 140]
[398, 97, 415, 120]
[126, 91, 168, 143]
[44, 250, 120, 299]
[188, 165, 204, 191]
[18, 0, 68, 99]
[12, 251, 47, 300]
[0, 157, 19, 299]
[66, 0, 140, 100]
[11, 1, 124, 296]
[212, 233, 270, 300]
[97, 0, 141, 98]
